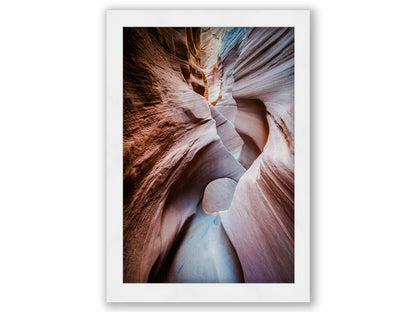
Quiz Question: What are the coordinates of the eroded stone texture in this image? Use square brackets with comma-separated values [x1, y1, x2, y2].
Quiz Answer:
[123, 27, 294, 283]
[220, 27, 295, 283]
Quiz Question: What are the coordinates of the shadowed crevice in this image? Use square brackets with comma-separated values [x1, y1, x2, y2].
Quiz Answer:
[234, 98, 270, 169]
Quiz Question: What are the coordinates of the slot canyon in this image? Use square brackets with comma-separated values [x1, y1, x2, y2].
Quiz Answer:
[123, 27, 294, 283]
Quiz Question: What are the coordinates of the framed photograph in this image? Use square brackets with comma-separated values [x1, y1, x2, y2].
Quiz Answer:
[107, 10, 310, 302]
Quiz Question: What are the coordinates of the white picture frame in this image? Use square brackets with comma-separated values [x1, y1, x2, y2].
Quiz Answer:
[106, 9, 310, 302]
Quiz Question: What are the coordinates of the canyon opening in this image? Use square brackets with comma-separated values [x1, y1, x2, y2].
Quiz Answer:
[123, 27, 294, 283]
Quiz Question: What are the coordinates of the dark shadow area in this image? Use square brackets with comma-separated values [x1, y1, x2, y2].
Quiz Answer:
[147, 214, 196, 282]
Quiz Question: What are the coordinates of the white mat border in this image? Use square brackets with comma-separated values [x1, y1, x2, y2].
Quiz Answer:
[106, 10, 310, 302]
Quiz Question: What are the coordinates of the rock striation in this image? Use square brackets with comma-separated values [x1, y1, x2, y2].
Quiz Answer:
[123, 27, 294, 283]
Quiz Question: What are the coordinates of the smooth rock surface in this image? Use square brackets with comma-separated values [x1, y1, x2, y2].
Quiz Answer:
[156, 206, 244, 283]
[202, 178, 237, 214]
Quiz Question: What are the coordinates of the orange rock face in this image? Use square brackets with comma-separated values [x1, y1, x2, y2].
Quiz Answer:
[123, 27, 294, 283]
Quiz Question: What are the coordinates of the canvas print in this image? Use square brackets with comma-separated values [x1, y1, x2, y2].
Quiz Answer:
[123, 27, 294, 283]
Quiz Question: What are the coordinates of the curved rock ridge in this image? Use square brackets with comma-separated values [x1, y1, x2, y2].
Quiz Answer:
[220, 27, 295, 282]
[123, 27, 294, 283]
[215, 27, 251, 122]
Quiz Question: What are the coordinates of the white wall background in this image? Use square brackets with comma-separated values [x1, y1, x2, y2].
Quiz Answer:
[1, 1, 415, 311]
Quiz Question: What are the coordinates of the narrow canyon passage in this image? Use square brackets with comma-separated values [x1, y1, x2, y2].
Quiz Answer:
[123, 26, 294, 283]
[160, 178, 242, 283]
[161, 205, 244, 283]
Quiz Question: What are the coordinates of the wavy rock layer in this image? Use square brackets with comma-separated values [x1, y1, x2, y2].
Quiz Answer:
[123, 27, 294, 283]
